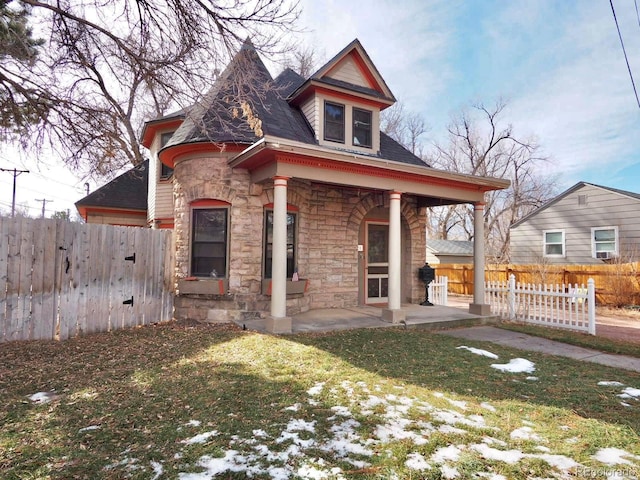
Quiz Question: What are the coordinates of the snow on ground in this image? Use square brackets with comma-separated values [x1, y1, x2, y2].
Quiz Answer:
[491, 358, 536, 373]
[456, 345, 499, 359]
[98, 362, 640, 478]
[597, 381, 640, 406]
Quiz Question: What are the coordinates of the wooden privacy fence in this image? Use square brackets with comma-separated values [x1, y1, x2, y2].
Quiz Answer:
[0, 217, 174, 342]
[486, 274, 596, 334]
[435, 263, 640, 306]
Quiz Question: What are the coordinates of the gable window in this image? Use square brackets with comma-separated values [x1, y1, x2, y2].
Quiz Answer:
[264, 210, 297, 278]
[191, 207, 228, 277]
[543, 230, 565, 257]
[592, 226, 618, 259]
[324, 101, 345, 143]
[160, 132, 174, 179]
[353, 108, 372, 148]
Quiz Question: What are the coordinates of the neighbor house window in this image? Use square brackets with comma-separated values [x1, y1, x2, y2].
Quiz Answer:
[352, 108, 372, 148]
[324, 101, 345, 143]
[264, 210, 296, 278]
[159, 131, 174, 179]
[191, 207, 228, 277]
[592, 226, 618, 259]
[543, 230, 565, 257]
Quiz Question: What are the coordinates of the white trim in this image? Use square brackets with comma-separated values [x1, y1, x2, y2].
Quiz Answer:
[543, 229, 565, 258]
[591, 225, 618, 259]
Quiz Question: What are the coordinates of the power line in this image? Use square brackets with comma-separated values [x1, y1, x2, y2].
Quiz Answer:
[610, 0, 640, 109]
[635, 0, 640, 28]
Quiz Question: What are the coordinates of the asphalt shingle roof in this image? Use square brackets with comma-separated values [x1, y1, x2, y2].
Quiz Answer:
[164, 39, 427, 168]
[427, 239, 473, 256]
[75, 161, 148, 211]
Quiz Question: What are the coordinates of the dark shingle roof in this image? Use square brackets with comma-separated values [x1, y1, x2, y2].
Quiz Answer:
[274, 68, 305, 98]
[164, 38, 428, 169]
[75, 161, 148, 211]
[166, 40, 314, 147]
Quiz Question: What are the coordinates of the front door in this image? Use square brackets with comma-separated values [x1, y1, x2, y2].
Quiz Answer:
[366, 222, 389, 304]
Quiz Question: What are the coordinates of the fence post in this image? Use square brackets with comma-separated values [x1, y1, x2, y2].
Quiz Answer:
[508, 274, 516, 320]
[587, 278, 596, 335]
[443, 276, 448, 306]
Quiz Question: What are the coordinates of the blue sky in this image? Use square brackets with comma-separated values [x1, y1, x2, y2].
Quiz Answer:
[296, 0, 640, 191]
[1, 0, 639, 217]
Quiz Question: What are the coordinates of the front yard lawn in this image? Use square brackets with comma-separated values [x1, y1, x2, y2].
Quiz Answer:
[1, 322, 639, 479]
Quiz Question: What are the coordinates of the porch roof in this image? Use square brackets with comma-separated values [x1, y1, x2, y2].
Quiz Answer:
[229, 136, 510, 205]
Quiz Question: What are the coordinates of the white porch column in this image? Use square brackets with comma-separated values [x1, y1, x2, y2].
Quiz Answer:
[382, 191, 405, 323]
[469, 201, 491, 315]
[266, 176, 292, 333]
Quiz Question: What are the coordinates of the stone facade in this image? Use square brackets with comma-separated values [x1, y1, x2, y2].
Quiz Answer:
[171, 152, 427, 322]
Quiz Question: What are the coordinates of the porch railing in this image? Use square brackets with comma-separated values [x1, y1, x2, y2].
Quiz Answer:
[428, 275, 449, 306]
[486, 274, 596, 334]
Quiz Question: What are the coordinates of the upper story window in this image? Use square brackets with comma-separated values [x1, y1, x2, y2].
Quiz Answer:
[324, 101, 345, 143]
[543, 230, 565, 257]
[592, 226, 618, 259]
[191, 207, 228, 277]
[353, 108, 372, 148]
[160, 132, 174, 179]
[264, 210, 297, 278]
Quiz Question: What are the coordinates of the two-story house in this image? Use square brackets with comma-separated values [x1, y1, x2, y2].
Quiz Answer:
[76, 39, 509, 332]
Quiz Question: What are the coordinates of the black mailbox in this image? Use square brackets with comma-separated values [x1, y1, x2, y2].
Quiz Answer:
[418, 263, 436, 306]
[418, 263, 436, 284]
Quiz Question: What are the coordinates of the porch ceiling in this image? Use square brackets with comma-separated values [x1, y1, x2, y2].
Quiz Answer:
[229, 136, 510, 205]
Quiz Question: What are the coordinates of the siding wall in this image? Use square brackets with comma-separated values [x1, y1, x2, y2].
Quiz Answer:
[329, 57, 371, 88]
[86, 212, 147, 227]
[511, 184, 640, 264]
[147, 129, 175, 226]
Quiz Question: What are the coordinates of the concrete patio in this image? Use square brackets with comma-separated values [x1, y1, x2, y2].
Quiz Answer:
[235, 303, 500, 334]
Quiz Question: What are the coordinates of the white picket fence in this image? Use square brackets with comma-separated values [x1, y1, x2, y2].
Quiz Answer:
[428, 275, 448, 306]
[486, 274, 596, 334]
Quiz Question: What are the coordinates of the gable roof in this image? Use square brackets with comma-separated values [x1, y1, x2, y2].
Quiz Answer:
[75, 160, 148, 213]
[427, 239, 473, 256]
[288, 38, 396, 106]
[510, 181, 640, 228]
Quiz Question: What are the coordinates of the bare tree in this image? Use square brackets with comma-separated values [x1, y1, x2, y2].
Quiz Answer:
[428, 100, 557, 262]
[2, 0, 299, 177]
[282, 43, 321, 78]
[380, 101, 429, 157]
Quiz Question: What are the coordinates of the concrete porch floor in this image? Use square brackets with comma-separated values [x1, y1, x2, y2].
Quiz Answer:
[235, 303, 500, 334]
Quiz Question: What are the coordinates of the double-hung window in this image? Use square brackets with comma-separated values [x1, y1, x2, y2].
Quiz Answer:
[160, 132, 174, 179]
[592, 226, 618, 259]
[543, 230, 565, 257]
[324, 101, 345, 143]
[191, 207, 228, 277]
[264, 211, 297, 278]
[353, 108, 372, 148]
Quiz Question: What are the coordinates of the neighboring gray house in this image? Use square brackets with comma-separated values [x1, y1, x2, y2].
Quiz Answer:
[426, 239, 473, 264]
[510, 182, 640, 265]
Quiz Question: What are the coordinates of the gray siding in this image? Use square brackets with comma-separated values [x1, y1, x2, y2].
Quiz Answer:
[510, 184, 640, 264]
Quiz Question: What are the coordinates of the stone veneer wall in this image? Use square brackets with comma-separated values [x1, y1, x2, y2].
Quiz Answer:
[172, 152, 427, 322]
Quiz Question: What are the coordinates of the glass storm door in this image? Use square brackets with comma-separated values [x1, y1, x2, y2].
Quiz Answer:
[366, 223, 389, 304]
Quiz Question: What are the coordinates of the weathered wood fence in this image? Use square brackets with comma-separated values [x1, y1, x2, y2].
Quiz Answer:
[0, 217, 174, 342]
[435, 263, 640, 306]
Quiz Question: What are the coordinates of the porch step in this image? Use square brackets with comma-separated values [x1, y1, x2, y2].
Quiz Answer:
[402, 314, 501, 331]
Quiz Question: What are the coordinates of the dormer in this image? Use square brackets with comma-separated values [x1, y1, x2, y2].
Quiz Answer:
[288, 39, 396, 155]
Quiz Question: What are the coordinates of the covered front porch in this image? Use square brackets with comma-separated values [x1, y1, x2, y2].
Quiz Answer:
[236, 303, 500, 335]
[230, 135, 510, 333]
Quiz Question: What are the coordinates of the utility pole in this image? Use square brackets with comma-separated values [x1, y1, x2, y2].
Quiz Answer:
[0, 167, 29, 217]
[35, 198, 53, 218]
